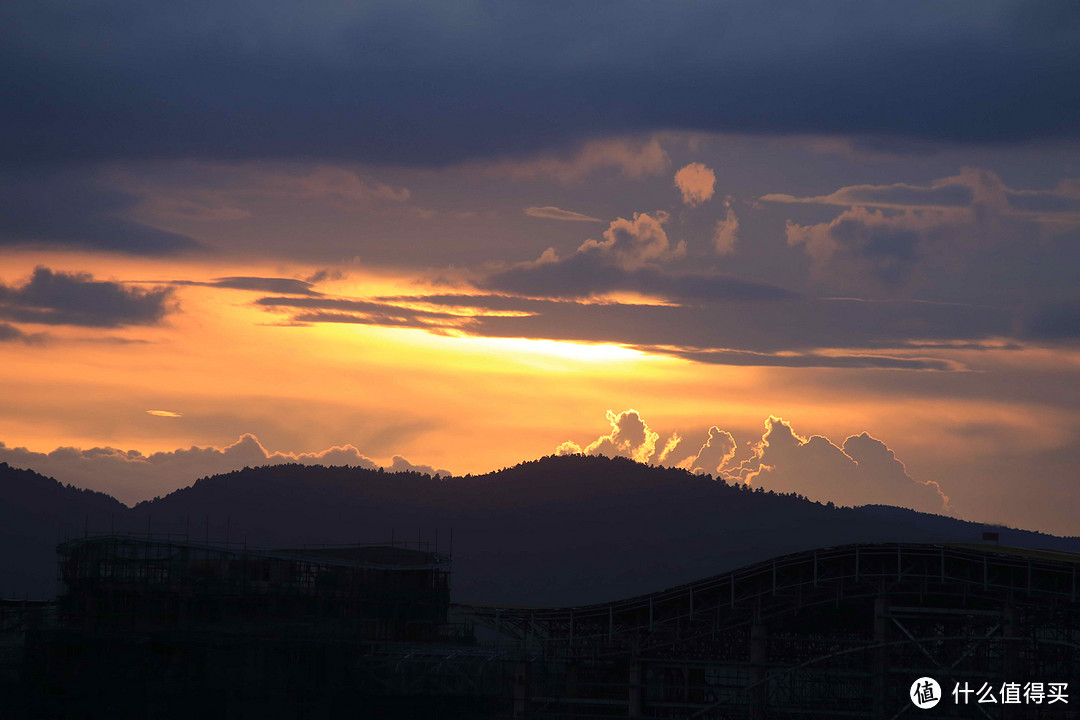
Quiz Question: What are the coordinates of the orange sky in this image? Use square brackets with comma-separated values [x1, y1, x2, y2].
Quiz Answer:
[2, 129, 1079, 534]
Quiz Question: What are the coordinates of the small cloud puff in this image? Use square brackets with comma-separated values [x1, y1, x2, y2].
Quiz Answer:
[674, 163, 716, 207]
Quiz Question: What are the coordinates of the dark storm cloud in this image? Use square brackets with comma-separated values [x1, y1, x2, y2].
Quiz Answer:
[2, 1, 1079, 166]
[0, 170, 202, 255]
[0, 267, 175, 327]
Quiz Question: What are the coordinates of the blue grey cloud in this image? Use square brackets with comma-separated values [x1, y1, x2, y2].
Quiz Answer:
[0, 170, 202, 255]
[2, 1, 1078, 166]
[0, 267, 175, 328]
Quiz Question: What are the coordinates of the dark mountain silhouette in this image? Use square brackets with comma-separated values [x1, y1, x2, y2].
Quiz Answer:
[2, 456, 1077, 605]
[0, 462, 128, 599]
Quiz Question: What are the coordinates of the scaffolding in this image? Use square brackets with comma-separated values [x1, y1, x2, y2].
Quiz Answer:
[56, 533, 452, 641]
[457, 543, 1080, 719]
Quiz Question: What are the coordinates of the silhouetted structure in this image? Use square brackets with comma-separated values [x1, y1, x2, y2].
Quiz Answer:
[458, 542, 1080, 719]
[56, 534, 451, 641]
[8, 538, 1080, 718]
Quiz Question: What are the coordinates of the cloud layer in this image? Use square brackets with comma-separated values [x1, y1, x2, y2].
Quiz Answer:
[3, 2, 1078, 166]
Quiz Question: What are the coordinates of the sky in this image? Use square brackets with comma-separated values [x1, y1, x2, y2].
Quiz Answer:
[1, 1, 1079, 533]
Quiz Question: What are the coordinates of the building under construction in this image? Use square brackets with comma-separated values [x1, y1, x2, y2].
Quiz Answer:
[459, 541, 1080, 719]
[55, 533, 452, 641]
[7, 538, 1080, 718]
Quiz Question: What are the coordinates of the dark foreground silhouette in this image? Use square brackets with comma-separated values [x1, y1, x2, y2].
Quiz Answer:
[2, 455, 1078, 605]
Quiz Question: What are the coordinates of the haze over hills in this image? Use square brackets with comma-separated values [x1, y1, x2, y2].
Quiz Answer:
[2, 455, 1077, 606]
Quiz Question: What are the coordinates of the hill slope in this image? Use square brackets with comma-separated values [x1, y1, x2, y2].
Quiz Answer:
[2, 456, 1076, 605]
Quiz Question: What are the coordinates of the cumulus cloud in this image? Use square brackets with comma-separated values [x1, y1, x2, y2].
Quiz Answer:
[674, 163, 716, 206]
[479, 211, 699, 298]
[0, 267, 175, 328]
[558, 410, 660, 464]
[713, 207, 739, 254]
[388, 455, 453, 477]
[558, 411, 949, 512]
[678, 426, 737, 475]
[0, 434, 449, 505]
[655, 431, 682, 464]
[577, 212, 684, 271]
[730, 416, 949, 513]
[524, 206, 602, 223]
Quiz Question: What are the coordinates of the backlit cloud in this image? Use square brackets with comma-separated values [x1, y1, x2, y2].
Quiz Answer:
[678, 426, 736, 475]
[559, 411, 951, 513]
[557, 410, 660, 464]
[731, 416, 950, 513]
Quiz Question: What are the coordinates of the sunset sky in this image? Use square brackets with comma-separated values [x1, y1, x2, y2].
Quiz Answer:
[2, 1, 1079, 533]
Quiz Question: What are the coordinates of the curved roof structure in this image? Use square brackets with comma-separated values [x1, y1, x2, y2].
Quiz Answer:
[457, 543, 1080, 647]
[456, 543, 1080, 718]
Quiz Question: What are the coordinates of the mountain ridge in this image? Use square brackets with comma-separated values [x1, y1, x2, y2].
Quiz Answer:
[2, 456, 1076, 605]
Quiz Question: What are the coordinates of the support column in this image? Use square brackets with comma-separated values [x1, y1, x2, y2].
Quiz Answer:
[750, 622, 768, 720]
[1002, 604, 1018, 720]
[873, 595, 887, 720]
[628, 660, 644, 717]
[513, 661, 530, 718]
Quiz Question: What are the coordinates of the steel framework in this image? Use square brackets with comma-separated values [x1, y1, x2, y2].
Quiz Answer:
[456, 543, 1080, 719]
